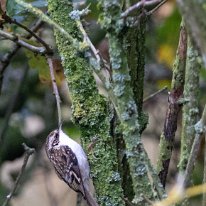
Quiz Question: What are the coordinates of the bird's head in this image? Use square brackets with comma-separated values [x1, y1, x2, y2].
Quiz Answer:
[46, 129, 60, 151]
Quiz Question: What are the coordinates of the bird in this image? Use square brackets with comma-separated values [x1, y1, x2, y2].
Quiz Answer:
[45, 128, 99, 206]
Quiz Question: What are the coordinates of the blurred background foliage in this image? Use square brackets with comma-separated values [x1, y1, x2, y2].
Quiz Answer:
[0, 0, 206, 205]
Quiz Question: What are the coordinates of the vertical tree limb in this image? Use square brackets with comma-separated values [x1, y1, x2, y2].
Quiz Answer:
[99, 1, 165, 205]
[178, 38, 200, 172]
[157, 22, 187, 187]
[47, 57, 62, 126]
[47, 0, 125, 205]
[125, 13, 147, 132]
[183, 105, 206, 187]
[120, 10, 147, 201]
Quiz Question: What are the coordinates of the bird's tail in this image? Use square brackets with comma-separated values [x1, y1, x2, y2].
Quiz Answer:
[84, 189, 99, 206]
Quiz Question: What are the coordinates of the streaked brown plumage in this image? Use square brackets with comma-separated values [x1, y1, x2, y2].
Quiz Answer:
[45, 129, 98, 206]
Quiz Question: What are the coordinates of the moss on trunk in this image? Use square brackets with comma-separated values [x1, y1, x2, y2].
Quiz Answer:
[47, 0, 125, 205]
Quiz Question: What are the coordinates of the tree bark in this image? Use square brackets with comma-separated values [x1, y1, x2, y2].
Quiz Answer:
[47, 1, 125, 205]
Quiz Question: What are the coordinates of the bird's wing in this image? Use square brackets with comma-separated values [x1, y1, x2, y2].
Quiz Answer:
[52, 145, 86, 197]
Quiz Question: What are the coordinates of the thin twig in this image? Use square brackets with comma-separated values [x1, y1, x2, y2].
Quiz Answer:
[0, 30, 46, 54]
[143, 86, 167, 102]
[183, 105, 206, 187]
[0, 19, 43, 93]
[15, 0, 79, 49]
[0, 19, 44, 60]
[47, 57, 62, 126]
[74, 19, 121, 115]
[12, 20, 52, 54]
[2, 13, 53, 54]
[146, 0, 168, 16]
[0, 20, 43, 65]
[74, 19, 121, 112]
[76, 20, 119, 121]
[14, 0, 110, 88]
[75, 19, 111, 74]
[121, 0, 166, 18]
[2, 143, 35, 206]
[75, 20, 100, 65]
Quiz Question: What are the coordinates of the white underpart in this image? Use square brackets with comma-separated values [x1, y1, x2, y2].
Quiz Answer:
[58, 130, 90, 185]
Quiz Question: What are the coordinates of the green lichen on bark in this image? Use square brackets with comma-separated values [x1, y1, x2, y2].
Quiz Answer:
[120, 12, 147, 201]
[99, 1, 164, 205]
[171, 22, 187, 90]
[47, 0, 125, 205]
[124, 15, 147, 133]
[158, 134, 173, 163]
[178, 38, 200, 171]
[157, 133, 171, 179]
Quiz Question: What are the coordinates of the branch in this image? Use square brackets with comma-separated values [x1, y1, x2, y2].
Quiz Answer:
[143, 86, 167, 102]
[2, 143, 35, 206]
[0, 30, 46, 54]
[146, 0, 168, 16]
[0, 19, 43, 93]
[74, 19, 112, 78]
[14, 0, 111, 90]
[47, 57, 62, 126]
[15, 0, 80, 50]
[2, 13, 53, 54]
[100, 1, 165, 203]
[74, 19, 121, 114]
[156, 21, 187, 187]
[13, 0, 113, 71]
[121, 0, 167, 18]
[178, 37, 200, 172]
[75, 19, 100, 66]
[47, 0, 126, 204]
[183, 105, 206, 187]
